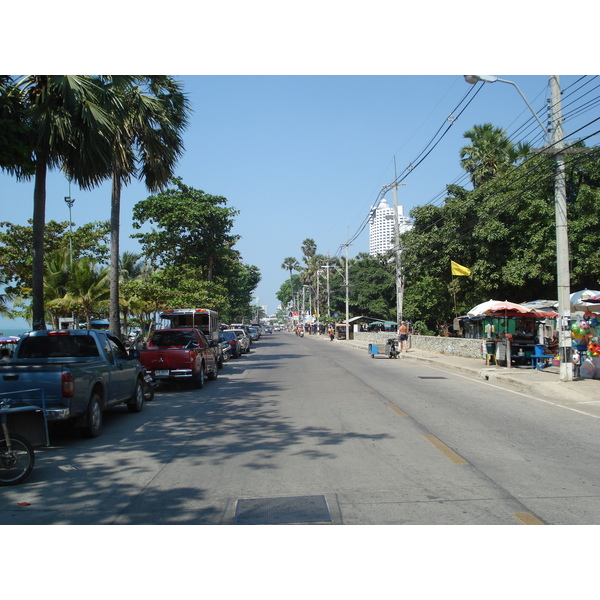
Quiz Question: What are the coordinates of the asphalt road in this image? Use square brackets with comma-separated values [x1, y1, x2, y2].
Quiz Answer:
[2, 331, 599, 525]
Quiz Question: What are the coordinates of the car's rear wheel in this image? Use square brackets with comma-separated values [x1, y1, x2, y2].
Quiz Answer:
[127, 379, 145, 413]
[208, 360, 218, 380]
[80, 392, 103, 438]
[194, 365, 205, 389]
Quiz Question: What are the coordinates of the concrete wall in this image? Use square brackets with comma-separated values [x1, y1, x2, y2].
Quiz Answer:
[353, 331, 483, 359]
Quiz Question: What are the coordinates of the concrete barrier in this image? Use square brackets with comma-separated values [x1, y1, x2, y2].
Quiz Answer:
[352, 332, 483, 359]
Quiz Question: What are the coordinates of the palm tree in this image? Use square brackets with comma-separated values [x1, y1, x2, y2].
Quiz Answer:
[6, 76, 117, 330]
[281, 257, 301, 308]
[460, 123, 530, 188]
[0, 276, 13, 318]
[118, 252, 146, 337]
[103, 76, 190, 338]
[43, 249, 71, 329]
[120, 251, 144, 282]
[63, 257, 110, 330]
[301, 238, 317, 262]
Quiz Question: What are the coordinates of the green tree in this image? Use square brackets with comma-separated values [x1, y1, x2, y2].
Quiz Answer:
[43, 249, 72, 329]
[131, 179, 259, 321]
[60, 257, 110, 330]
[460, 123, 530, 189]
[0, 76, 35, 175]
[2, 76, 118, 329]
[223, 262, 262, 323]
[0, 276, 13, 317]
[402, 140, 600, 331]
[347, 252, 395, 320]
[0, 219, 110, 296]
[276, 273, 301, 310]
[301, 238, 317, 261]
[132, 178, 239, 280]
[281, 257, 301, 308]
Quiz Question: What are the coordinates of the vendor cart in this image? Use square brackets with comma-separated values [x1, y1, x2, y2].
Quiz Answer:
[368, 338, 399, 359]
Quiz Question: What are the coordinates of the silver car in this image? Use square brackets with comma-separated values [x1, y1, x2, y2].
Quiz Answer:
[229, 328, 251, 353]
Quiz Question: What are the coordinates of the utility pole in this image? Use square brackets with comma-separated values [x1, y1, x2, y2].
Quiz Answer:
[341, 242, 351, 339]
[382, 175, 406, 329]
[320, 257, 334, 318]
[392, 180, 406, 327]
[550, 75, 573, 382]
[316, 269, 321, 327]
[464, 74, 578, 382]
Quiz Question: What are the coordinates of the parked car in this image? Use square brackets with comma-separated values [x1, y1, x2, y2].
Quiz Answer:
[248, 326, 260, 341]
[138, 328, 218, 388]
[230, 324, 252, 341]
[0, 329, 145, 438]
[230, 328, 251, 353]
[220, 330, 242, 358]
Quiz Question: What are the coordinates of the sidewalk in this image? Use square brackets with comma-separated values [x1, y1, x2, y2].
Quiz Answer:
[305, 334, 600, 419]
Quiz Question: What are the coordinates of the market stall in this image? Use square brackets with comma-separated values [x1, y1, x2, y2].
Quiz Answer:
[570, 289, 600, 378]
[467, 300, 558, 368]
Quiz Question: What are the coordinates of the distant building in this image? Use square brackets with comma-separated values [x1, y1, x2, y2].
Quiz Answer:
[369, 198, 412, 256]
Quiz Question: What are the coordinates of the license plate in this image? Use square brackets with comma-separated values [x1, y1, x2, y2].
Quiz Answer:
[155, 370, 169, 377]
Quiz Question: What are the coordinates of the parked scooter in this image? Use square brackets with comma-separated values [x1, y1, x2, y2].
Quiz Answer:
[386, 338, 399, 359]
[141, 366, 156, 401]
[220, 342, 231, 363]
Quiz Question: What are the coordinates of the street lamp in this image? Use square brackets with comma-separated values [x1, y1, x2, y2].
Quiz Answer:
[64, 196, 75, 266]
[464, 75, 548, 137]
[464, 75, 572, 381]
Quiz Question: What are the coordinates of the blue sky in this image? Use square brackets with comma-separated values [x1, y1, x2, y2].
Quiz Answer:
[2, 3, 598, 331]
[2, 74, 599, 330]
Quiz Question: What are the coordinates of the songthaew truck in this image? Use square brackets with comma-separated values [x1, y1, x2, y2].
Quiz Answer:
[159, 308, 220, 340]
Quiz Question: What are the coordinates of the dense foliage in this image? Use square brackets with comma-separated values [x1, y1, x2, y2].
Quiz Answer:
[132, 178, 261, 323]
[1, 75, 260, 332]
[278, 127, 600, 332]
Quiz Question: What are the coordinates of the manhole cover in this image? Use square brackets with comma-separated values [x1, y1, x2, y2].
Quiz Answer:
[234, 495, 331, 525]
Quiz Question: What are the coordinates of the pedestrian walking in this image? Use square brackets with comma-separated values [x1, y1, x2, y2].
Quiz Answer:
[329, 326, 334, 341]
[398, 321, 408, 352]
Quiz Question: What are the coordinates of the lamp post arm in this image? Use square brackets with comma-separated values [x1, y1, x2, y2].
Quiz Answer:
[495, 78, 548, 140]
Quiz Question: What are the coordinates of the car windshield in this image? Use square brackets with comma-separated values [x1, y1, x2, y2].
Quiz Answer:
[152, 331, 197, 347]
[18, 334, 100, 358]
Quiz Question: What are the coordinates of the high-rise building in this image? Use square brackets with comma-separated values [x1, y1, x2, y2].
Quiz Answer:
[368, 198, 412, 255]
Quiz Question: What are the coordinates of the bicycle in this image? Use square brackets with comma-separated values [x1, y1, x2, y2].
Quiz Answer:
[0, 391, 49, 486]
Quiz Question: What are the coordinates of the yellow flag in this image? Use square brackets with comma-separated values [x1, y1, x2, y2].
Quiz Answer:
[451, 260, 471, 276]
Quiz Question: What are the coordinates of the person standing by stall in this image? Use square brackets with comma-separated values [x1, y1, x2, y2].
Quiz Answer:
[398, 321, 408, 352]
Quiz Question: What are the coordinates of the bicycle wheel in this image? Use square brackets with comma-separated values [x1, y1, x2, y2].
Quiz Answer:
[0, 434, 35, 486]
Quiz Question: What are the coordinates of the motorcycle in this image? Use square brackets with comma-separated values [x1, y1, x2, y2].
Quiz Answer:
[386, 338, 399, 359]
[141, 367, 156, 401]
[220, 342, 231, 363]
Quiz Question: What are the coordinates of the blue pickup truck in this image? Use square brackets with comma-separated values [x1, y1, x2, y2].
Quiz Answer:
[0, 329, 145, 438]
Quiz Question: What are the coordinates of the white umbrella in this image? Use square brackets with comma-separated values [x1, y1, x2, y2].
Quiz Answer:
[467, 299, 533, 318]
[467, 299, 502, 318]
[522, 299, 558, 311]
[570, 289, 600, 313]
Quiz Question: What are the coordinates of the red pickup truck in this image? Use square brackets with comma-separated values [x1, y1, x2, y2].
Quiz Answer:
[138, 328, 218, 388]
